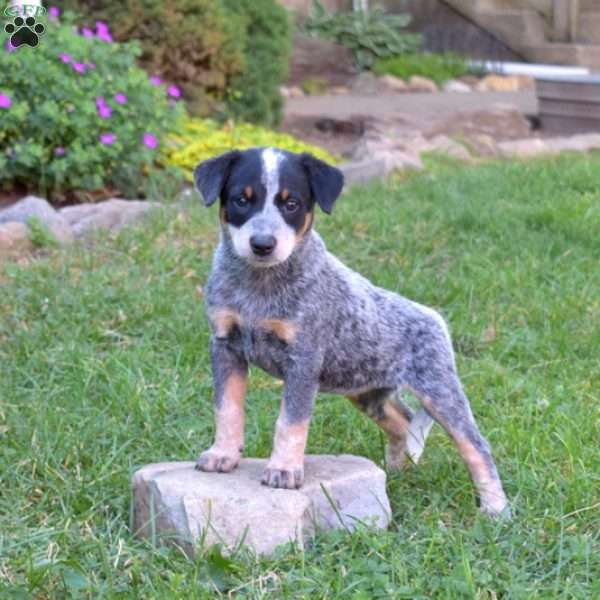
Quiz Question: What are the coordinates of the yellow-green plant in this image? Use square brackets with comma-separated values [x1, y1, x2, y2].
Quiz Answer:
[165, 119, 339, 180]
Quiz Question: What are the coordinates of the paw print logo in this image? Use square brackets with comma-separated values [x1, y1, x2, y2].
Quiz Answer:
[5, 16, 45, 48]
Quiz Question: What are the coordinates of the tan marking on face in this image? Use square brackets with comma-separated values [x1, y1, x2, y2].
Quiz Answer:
[209, 308, 242, 338]
[281, 188, 289, 200]
[212, 371, 247, 455]
[244, 186, 253, 199]
[219, 205, 227, 224]
[267, 418, 309, 470]
[259, 318, 297, 344]
[296, 212, 314, 242]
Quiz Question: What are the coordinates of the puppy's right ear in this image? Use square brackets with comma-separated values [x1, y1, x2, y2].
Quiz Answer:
[193, 150, 241, 207]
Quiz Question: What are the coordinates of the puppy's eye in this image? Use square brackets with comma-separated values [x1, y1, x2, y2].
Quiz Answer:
[233, 196, 249, 209]
[283, 198, 300, 213]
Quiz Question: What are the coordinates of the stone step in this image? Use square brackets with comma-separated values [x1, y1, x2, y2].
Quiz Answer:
[442, 1, 547, 49]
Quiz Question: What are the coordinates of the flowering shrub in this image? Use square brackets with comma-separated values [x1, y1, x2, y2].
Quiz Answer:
[164, 118, 339, 181]
[54, 0, 291, 126]
[0, 11, 185, 201]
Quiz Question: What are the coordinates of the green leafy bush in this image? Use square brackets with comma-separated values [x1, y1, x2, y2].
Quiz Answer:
[54, 0, 246, 117]
[304, 0, 421, 69]
[373, 52, 473, 85]
[55, 0, 291, 126]
[223, 0, 291, 127]
[0, 13, 184, 202]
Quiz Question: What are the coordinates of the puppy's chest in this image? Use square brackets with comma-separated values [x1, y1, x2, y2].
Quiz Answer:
[209, 306, 297, 378]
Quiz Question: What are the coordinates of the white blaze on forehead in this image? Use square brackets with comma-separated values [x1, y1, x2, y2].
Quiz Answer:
[261, 148, 283, 203]
[227, 147, 297, 266]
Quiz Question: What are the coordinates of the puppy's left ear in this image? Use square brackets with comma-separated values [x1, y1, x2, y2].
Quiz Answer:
[194, 150, 241, 207]
[301, 153, 344, 214]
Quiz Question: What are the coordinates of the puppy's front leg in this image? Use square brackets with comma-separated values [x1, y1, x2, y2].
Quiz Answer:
[196, 337, 248, 473]
[262, 372, 319, 490]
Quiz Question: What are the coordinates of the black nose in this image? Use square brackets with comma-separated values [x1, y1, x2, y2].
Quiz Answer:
[250, 234, 276, 256]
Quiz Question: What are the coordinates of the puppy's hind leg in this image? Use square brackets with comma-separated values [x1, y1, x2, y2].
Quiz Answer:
[408, 368, 510, 518]
[349, 388, 417, 470]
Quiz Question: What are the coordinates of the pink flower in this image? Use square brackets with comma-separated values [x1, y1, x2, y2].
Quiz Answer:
[114, 93, 127, 105]
[167, 85, 181, 99]
[95, 21, 112, 43]
[149, 75, 162, 86]
[59, 53, 72, 63]
[98, 105, 112, 119]
[97, 31, 113, 43]
[143, 133, 158, 149]
[96, 96, 106, 107]
[100, 133, 116, 145]
[54, 147, 66, 156]
[0, 94, 12, 109]
[81, 27, 94, 39]
[48, 6, 60, 21]
[72, 62, 86, 74]
[95, 21, 109, 35]
[5, 40, 16, 53]
[87, 63, 96, 70]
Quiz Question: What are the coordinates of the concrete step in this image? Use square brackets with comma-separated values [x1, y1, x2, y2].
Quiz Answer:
[521, 43, 600, 70]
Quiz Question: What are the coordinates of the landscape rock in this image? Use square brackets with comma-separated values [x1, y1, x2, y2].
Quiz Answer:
[407, 76, 438, 94]
[497, 138, 549, 157]
[422, 135, 472, 162]
[132, 455, 391, 557]
[378, 74, 408, 93]
[476, 74, 521, 93]
[0, 196, 73, 244]
[0, 222, 32, 260]
[340, 151, 422, 185]
[59, 199, 160, 238]
[498, 133, 600, 158]
[351, 72, 383, 95]
[286, 86, 305, 98]
[330, 86, 350, 95]
[443, 79, 472, 93]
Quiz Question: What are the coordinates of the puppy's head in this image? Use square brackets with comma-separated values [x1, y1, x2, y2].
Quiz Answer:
[194, 147, 344, 267]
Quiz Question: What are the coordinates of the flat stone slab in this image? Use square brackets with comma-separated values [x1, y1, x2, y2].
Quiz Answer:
[132, 455, 390, 556]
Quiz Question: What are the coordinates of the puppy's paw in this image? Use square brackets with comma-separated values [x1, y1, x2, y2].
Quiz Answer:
[195, 448, 240, 473]
[480, 502, 512, 521]
[261, 466, 304, 489]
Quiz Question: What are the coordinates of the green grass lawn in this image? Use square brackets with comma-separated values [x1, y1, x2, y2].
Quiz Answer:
[1, 154, 599, 598]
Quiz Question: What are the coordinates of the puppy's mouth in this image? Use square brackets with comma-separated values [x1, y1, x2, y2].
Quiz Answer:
[246, 254, 283, 268]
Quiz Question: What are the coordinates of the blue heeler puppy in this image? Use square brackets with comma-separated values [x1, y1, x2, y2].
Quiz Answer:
[194, 147, 510, 518]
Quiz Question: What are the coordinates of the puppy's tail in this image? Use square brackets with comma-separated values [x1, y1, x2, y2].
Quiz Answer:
[406, 408, 434, 464]
[391, 390, 434, 465]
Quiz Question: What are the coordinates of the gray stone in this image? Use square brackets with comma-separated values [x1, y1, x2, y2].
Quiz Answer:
[0, 222, 32, 260]
[60, 199, 160, 238]
[0, 196, 73, 244]
[132, 455, 390, 557]
[442, 79, 472, 94]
